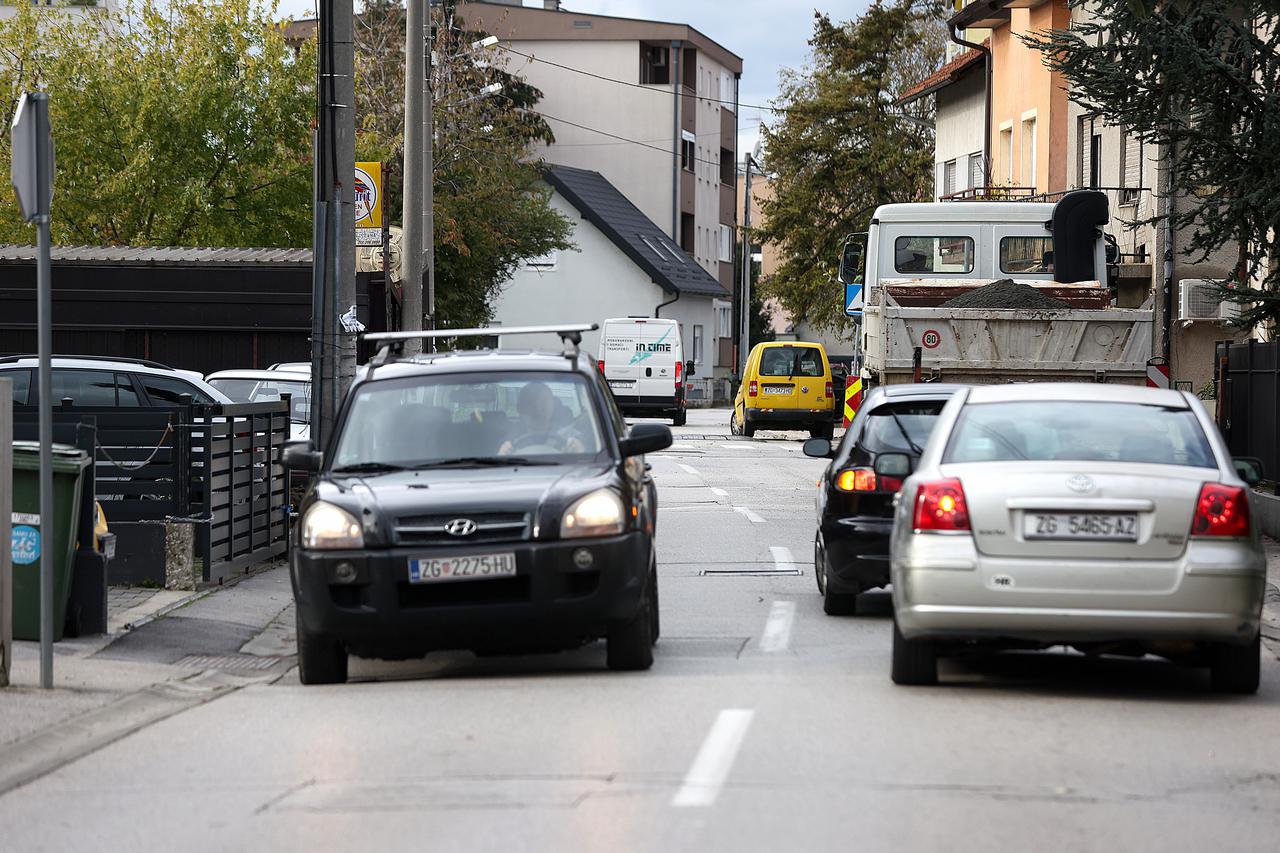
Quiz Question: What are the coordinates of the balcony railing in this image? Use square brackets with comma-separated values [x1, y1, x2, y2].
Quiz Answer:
[939, 186, 1037, 201]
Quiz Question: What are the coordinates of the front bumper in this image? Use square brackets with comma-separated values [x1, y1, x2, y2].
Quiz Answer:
[893, 536, 1266, 645]
[820, 517, 893, 593]
[291, 531, 650, 655]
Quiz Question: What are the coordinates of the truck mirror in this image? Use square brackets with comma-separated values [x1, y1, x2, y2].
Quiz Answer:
[839, 239, 864, 285]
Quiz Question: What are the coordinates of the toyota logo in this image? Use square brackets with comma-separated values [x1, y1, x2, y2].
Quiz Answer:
[444, 518, 478, 537]
[1067, 474, 1096, 494]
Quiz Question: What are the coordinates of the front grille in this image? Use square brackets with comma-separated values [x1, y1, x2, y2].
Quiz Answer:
[397, 576, 531, 608]
[394, 512, 530, 546]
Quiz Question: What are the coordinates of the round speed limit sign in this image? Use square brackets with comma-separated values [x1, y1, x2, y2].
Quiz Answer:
[921, 329, 942, 349]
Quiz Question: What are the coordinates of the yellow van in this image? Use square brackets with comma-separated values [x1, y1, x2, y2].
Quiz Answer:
[732, 341, 835, 439]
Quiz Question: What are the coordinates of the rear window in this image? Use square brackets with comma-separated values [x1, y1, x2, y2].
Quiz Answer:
[1000, 236, 1054, 274]
[859, 401, 946, 454]
[944, 401, 1216, 468]
[758, 346, 825, 378]
[894, 236, 975, 274]
[0, 369, 31, 405]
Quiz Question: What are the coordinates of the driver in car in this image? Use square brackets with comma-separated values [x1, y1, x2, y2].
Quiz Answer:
[498, 381, 586, 456]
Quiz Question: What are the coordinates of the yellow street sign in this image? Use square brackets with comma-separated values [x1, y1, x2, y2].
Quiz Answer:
[355, 162, 382, 246]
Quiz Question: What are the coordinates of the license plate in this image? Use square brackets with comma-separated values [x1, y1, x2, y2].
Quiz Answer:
[408, 552, 517, 584]
[608, 380, 636, 391]
[1024, 513, 1138, 541]
[762, 385, 791, 395]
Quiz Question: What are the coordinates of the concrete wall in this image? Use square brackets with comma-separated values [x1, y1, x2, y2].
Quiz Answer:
[934, 70, 986, 199]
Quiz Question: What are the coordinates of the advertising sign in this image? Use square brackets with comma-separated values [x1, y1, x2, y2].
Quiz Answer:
[355, 162, 382, 247]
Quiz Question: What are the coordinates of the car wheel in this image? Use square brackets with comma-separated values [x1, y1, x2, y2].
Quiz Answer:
[814, 536, 826, 594]
[810, 422, 834, 440]
[823, 588, 858, 617]
[607, 571, 655, 671]
[730, 410, 741, 436]
[742, 415, 757, 438]
[296, 608, 348, 685]
[672, 409, 687, 427]
[891, 618, 937, 686]
[1210, 632, 1260, 694]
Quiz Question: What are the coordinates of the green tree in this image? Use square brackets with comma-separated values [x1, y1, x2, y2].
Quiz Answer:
[756, 1, 944, 336]
[353, 0, 573, 328]
[1034, 2, 1280, 329]
[0, 0, 316, 247]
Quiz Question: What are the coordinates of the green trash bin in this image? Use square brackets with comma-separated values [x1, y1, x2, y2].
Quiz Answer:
[9, 441, 92, 642]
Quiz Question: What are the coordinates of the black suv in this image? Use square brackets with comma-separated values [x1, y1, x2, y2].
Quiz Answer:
[803, 384, 962, 615]
[284, 326, 672, 684]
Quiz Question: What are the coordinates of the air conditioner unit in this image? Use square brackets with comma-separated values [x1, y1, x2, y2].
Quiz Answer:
[1179, 279, 1243, 322]
[647, 46, 667, 67]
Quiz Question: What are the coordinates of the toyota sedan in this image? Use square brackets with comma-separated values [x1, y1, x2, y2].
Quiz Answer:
[890, 383, 1267, 693]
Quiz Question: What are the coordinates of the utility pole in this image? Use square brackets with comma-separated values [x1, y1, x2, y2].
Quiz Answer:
[313, 0, 357, 445]
[401, 0, 425, 352]
[739, 154, 754, 380]
[425, 11, 435, 339]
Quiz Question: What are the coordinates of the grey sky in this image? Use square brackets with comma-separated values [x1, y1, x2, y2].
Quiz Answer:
[275, 0, 875, 159]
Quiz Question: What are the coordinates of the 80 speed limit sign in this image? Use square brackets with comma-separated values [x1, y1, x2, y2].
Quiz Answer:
[921, 329, 942, 349]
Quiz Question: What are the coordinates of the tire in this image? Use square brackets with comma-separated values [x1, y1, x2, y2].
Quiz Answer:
[815, 536, 857, 615]
[742, 415, 757, 438]
[891, 618, 938, 686]
[607, 572, 655, 671]
[814, 537, 826, 594]
[810, 422, 834, 440]
[1210, 632, 1260, 694]
[649, 559, 661, 643]
[672, 409, 687, 427]
[296, 608, 348, 685]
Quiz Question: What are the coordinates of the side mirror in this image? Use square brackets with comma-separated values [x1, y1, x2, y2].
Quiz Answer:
[874, 452, 912, 477]
[1233, 456, 1264, 487]
[839, 240, 864, 285]
[803, 438, 834, 459]
[685, 360, 696, 378]
[283, 440, 322, 472]
[620, 422, 672, 457]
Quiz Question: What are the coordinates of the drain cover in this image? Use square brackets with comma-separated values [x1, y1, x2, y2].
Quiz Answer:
[175, 654, 285, 672]
[699, 568, 802, 577]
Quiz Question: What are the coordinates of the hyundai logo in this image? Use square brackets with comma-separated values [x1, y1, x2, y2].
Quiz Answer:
[444, 518, 478, 537]
[1067, 474, 1096, 494]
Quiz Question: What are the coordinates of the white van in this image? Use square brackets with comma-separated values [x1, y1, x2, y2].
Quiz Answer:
[598, 317, 692, 426]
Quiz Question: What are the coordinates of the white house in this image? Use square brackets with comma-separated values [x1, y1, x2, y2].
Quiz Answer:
[491, 164, 732, 382]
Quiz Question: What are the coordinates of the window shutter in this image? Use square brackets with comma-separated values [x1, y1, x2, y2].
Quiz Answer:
[1123, 133, 1142, 188]
[943, 160, 957, 197]
[969, 153, 984, 190]
[1079, 117, 1092, 187]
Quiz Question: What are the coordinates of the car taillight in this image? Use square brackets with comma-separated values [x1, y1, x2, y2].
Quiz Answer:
[675, 359, 682, 386]
[1191, 483, 1250, 538]
[879, 475, 904, 492]
[825, 381, 833, 398]
[598, 360, 605, 374]
[748, 380, 758, 398]
[913, 479, 970, 532]
[835, 468, 877, 492]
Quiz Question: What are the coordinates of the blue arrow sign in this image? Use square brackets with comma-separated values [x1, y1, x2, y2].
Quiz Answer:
[845, 283, 864, 317]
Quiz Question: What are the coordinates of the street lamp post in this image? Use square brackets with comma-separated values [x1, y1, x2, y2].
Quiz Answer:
[739, 153, 757, 381]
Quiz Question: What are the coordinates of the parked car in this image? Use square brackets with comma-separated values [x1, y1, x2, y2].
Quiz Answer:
[804, 384, 962, 615]
[0, 355, 230, 408]
[731, 341, 835, 439]
[205, 369, 311, 440]
[597, 317, 691, 426]
[268, 362, 311, 374]
[284, 324, 672, 684]
[889, 383, 1267, 693]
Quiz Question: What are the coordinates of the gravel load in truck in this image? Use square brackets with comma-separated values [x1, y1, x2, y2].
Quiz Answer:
[939, 279, 1072, 310]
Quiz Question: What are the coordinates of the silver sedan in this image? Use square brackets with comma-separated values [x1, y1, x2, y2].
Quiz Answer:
[889, 383, 1267, 693]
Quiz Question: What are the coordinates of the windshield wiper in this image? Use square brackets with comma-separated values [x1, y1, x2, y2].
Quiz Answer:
[411, 456, 560, 468]
[331, 462, 407, 474]
[886, 409, 925, 455]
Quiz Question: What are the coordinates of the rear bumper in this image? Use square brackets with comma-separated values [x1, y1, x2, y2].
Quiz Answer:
[745, 407, 831, 429]
[893, 536, 1266, 644]
[291, 532, 650, 656]
[821, 517, 893, 593]
[618, 394, 682, 416]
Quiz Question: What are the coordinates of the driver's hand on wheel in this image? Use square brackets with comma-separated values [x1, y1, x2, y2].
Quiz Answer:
[497, 440, 515, 456]
[564, 436, 584, 453]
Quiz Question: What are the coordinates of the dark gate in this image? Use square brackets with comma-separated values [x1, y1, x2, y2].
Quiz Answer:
[1215, 339, 1280, 480]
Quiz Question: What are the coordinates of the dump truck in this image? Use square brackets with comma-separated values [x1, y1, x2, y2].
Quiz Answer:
[840, 191, 1154, 387]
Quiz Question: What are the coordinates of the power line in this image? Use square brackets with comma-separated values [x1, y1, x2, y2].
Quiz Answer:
[534, 111, 726, 169]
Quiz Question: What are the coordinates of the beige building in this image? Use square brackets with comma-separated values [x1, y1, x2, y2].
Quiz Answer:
[458, 0, 742, 293]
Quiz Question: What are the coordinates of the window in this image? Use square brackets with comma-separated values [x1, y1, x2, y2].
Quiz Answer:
[999, 237, 1055, 274]
[639, 44, 669, 85]
[943, 159, 957, 197]
[142, 374, 216, 406]
[859, 401, 947, 454]
[719, 70, 734, 109]
[718, 224, 732, 262]
[693, 325, 704, 364]
[1121, 131, 1142, 205]
[50, 370, 139, 407]
[968, 152, 984, 190]
[759, 346, 824, 378]
[1079, 115, 1101, 188]
[681, 137, 695, 172]
[680, 213, 695, 253]
[0, 368, 31, 405]
[716, 301, 732, 338]
[999, 127, 1013, 183]
[944, 401, 1215, 468]
[720, 148, 734, 185]
[1020, 117, 1037, 189]
[525, 250, 558, 271]
[893, 236, 975, 274]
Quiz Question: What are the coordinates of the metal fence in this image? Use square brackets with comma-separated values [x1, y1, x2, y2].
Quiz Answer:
[1214, 339, 1280, 482]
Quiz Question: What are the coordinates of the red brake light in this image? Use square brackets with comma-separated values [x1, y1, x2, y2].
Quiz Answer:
[675, 359, 682, 386]
[825, 381, 833, 398]
[1191, 483, 1249, 537]
[598, 360, 605, 374]
[835, 468, 877, 492]
[748, 380, 758, 398]
[913, 479, 970, 532]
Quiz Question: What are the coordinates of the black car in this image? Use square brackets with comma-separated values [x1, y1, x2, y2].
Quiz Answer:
[803, 384, 962, 615]
[283, 325, 673, 684]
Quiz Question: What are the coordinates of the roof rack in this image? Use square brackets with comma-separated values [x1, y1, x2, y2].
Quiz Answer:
[0, 354, 176, 370]
[363, 324, 599, 373]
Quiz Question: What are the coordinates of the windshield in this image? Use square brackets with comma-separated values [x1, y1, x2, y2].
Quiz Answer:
[758, 346, 825, 378]
[209, 378, 310, 422]
[944, 401, 1217, 467]
[860, 401, 946, 454]
[331, 372, 606, 469]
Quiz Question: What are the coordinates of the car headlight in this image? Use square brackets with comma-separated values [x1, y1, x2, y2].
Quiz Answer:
[301, 501, 363, 550]
[561, 489, 625, 539]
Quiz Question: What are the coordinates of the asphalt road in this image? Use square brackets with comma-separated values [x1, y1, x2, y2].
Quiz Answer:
[4, 408, 1280, 852]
